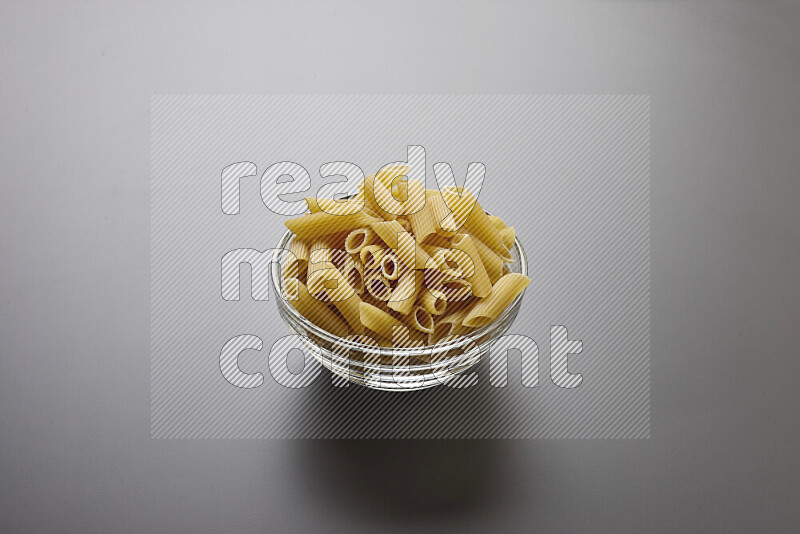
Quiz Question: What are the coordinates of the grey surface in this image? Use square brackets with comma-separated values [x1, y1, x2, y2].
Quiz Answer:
[150, 94, 651, 438]
[1, 1, 798, 532]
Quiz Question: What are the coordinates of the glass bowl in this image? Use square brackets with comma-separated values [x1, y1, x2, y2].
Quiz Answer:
[269, 226, 528, 391]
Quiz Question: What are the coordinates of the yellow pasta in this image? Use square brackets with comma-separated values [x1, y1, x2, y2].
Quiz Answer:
[341, 256, 365, 295]
[374, 164, 410, 189]
[407, 198, 438, 243]
[437, 279, 473, 302]
[283, 278, 350, 338]
[359, 244, 387, 270]
[500, 226, 515, 249]
[401, 178, 426, 215]
[462, 273, 530, 328]
[380, 251, 400, 280]
[428, 303, 476, 345]
[281, 169, 528, 348]
[306, 267, 365, 334]
[371, 175, 405, 218]
[450, 234, 492, 298]
[422, 233, 452, 249]
[387, 270, 424, 315]
[308, 238, 336, 274]
[359, 302, 407, 340]
[305, 193, 364, 215]
[391, 180, 408, 201]
[420, 243, 448, 262]
[404, 305, 435, 334]
[426, 189, 460, 236]
[418, 287, 447, 316]
[440, 187, 507, 258]
[281, 255, 303, 282]
[281, 237, 310, 282]
[468, 232, 505, 284]
[344, 226, 378, 254]
[370, 220, 431, 269]
[288, 236, 310, 262]
[487, 215, 506, 230]
[364, 270, 392, 302]
[396, 217, 413, 233]
[285, 211, 380, 240]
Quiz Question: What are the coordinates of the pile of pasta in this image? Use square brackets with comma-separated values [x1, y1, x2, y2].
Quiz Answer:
[281, 165, 530, 349]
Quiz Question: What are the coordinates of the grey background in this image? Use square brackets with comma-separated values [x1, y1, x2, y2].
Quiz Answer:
[1, 0, 798, 532]
[150, 95, 650, 438]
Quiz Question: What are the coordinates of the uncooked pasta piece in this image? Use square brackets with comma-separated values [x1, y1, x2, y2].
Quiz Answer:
[426, 190, 460, 236]
[359, 302, 407, 340]
[450, 234, 492, 298]
[305, 193, 365, 215]
[428, 304, 476, 345]
[404, 305, 435, 334]
[387, 270, 424, 315]
[418, 288, 447, 316]
[380, 251, 400, 280]
[285, 211, 380, 240]
[486, 215, 506, 230]
[499, 226, 515, 249]
[283, 278, 351, 338]
[359, 244, 387, 270]
[307, 267, 364, 334]
[364, 271, 392, 302]
[345, 226, 378, 254]
[370, 220, 431, 270]
[408, 198, 438, 243]
[468, 232, 505, 284]
[462, 273, 530, 328]
[440, 187, 507, 258]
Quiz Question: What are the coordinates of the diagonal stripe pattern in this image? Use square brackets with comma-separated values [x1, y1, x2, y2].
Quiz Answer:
[151, 95, 650, 439]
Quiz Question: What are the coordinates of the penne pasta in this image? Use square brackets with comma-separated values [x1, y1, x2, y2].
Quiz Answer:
[305, 193, 365, 216]
[307, 267, 365, 334]
[281, 256, 304, 283]
[380, 251, 400, 280]
[364, 270, 392, 302]
[374, 164, 410, 189]
[418, 287, 447, 316]
[387, 270, 424, 315]
[371, 220, 431, 270]
[428, 303, 476, 345]
[359, 302, 407, 341]
[438, 278, 473, 302]
[440, 187, 508, 258]
[359, 244, 387, 270]
[451, 234, 492, 298]
[308, 238, 336, 274]
[426, 189, 460, 236]
[487, 215, 506, 230]
[405, 305, 435, 334]
[468, 231, 505, 284]
[422, 233, 453, 249]
[408, 197, 438, 243]
[462, 273, 530, 328]
[341, 256, 365, 295]
[396, 217, 413, 233]
[500, 226, 515, 249]
[279, 169, 527, 349]
[288, 237, 310, 262]
[345, 226, 378, 254]
[285, 211, 380, 240]
[283, 278, 351, 338]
